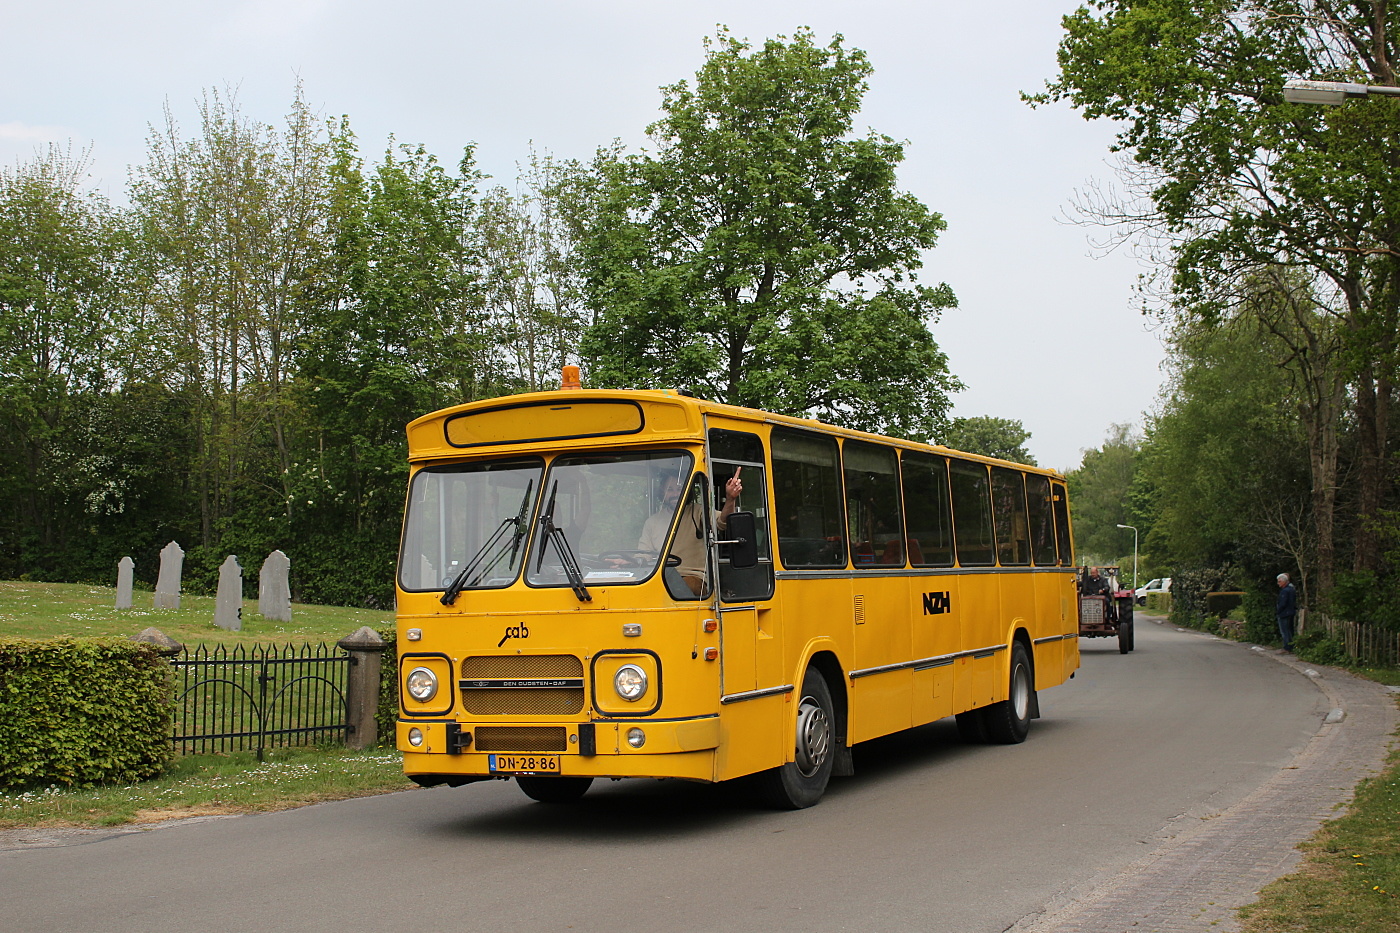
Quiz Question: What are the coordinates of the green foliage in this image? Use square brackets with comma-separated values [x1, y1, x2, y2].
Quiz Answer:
[1145, 592, 1172, 612]
[1293, 629, 1350, 667]
[941, 416, 1037, 464]
[1328, 571, 1400, 633]
[1066, 423, 1139, 561]
[1241, 587, 1277, 645]
[375, 626, 398, 746]
[1034, 2, 1400, 596]
[0, 639, 172, 790]
[571, 27, 960, 441]
[1136, 311, 1311, 579]
[1168, 564, 1236, 628]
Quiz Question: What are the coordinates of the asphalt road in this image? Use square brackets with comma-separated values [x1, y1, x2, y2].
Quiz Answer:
[1, 619, 1363, 933]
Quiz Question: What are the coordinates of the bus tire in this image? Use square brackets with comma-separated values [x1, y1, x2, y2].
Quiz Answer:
[758, 668, 835, 809]
[516, 775, 593, 803]
[980, 641, 1033, 745]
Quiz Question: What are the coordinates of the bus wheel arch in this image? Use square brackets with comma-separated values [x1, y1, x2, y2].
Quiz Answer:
[981, 636, 1035, 744]
[759, 656, 844, 809]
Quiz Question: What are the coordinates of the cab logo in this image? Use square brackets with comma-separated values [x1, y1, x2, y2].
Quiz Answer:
[498, 624, 531, 647]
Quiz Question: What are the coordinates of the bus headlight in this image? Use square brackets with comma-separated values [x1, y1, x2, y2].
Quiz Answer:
[407, 727, 425, 747]
[614, 664, 648, 702]
[627, 727, 646, 748]
[406, 667, 438, 702]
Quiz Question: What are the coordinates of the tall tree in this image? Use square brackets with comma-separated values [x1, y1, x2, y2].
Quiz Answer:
[1137, 306, 1314, 592]
[1066, 424, 1139, 562]
[941, 416, 1037, 465]
[0, 146, 123, 572]
[1031, 1, 1400, 595]
[479, 149, 589, 392]
[128, 86, 334, 547]
[570, 28, 960, 441]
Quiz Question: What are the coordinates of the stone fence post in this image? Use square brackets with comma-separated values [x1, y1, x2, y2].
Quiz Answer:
[337, 626, 387, 750]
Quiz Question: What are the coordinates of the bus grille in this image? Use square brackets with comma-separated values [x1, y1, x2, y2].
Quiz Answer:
[460, 655, 585, 715]
[474, 726, 568, 752]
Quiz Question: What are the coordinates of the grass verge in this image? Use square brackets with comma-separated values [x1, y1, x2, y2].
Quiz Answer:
[0, 580, 393, 645]
[0, 746, 416, 829]
[1239, 742, 1400, 932]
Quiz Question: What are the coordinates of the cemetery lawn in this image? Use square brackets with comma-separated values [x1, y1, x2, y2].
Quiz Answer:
[0, 746, 416, 829]
[0, 581, 393, 645]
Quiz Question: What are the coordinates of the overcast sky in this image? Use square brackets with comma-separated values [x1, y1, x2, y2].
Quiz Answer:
[3, 0, 1168, 472]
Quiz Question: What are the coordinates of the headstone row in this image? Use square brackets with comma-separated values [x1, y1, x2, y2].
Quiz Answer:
[116, 543, 293, 629]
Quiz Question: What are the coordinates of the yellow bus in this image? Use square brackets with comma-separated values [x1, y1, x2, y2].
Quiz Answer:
[395, 372, 1079, 808]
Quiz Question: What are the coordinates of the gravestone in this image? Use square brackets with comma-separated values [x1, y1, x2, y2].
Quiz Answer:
[115, 556, 134, 609]
[214, 555, 243, 631]
[259, 549, 292, 623]
[153, 541, 184, 609]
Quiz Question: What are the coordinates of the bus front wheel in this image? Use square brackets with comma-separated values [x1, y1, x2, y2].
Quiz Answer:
[758, 668, 835, 809]
[516, 775, 593, 803]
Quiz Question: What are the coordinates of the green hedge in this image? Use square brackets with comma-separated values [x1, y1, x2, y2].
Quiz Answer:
[0, 638, 172, 790]
[376, 626, 399, 747]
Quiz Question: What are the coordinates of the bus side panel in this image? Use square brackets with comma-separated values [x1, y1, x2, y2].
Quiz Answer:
[715, 695, 786, 781]
[960, 573, 1002, 710]
[850, 575, 914, 744]
[998, 569, 1037, 697]
[1032, 570, 1072, 690]
[911, 573, 958, 727]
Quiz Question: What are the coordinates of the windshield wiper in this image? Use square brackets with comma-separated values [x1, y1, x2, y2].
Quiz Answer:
[440, 480, 534, 606]
[535, 480, 592, 602]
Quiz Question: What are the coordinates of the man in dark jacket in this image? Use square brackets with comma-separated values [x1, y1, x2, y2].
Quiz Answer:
[1276, 573, 1297, 652]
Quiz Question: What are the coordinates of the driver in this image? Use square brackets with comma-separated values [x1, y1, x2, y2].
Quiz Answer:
[637, 468, 743, 596]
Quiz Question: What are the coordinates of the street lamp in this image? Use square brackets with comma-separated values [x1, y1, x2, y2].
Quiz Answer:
[1116, 523, 1138, 593]
[1283, 78, 1400, 106]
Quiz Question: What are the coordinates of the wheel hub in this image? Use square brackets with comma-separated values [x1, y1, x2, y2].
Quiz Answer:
[794, 694, 831, 777]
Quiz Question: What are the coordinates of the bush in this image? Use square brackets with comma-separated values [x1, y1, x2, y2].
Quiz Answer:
[375, 626, 399, 747]
[1145, 592, 1172, 612]
[0, 639, 172, 790]
[1241, 588, 1277, 645]
[1169, 564, 1236, 629]
[1293, 629, 1350, 667]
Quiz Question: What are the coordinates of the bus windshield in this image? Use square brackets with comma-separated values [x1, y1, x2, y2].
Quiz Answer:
[399, 457, 544, 593]
[527, 450, 694, 588]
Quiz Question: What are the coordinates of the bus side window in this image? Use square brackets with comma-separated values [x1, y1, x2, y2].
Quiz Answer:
[950, 462, 995, 566]
[772, 428, 846, 569]
[991, 467, 1030, 566]
[843, 440, 903, 568]
[900, 452, 953, 567]
[1025, 474, 1057, 566]
[1051, 481, 1073, 565]
[708, 428, 774, 602]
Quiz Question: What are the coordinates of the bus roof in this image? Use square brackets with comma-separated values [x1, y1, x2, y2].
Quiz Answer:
[405, 386, 1064, 479]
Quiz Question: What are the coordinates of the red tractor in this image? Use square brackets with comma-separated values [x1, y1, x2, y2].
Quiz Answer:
[1078, 565, 1135, 654]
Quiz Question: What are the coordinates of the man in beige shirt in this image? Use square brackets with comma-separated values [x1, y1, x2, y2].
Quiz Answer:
[639, 469, 743, 596]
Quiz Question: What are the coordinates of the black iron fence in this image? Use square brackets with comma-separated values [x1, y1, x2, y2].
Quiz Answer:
[171, 642, 351, 759]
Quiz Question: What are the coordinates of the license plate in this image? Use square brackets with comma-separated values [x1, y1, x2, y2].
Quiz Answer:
[488, 754, 561, 774]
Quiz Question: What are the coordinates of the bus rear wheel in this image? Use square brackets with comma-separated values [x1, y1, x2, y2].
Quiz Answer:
[979, 641, 1034, 744]
[758, 668, 835, 809]
[516, 775, 593, 803]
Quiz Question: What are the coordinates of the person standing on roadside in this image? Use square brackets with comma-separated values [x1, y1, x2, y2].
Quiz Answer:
[1276, 573, 1297, 652]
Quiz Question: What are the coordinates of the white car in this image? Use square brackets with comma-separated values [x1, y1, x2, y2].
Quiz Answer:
[1135, 577, 1171, 605]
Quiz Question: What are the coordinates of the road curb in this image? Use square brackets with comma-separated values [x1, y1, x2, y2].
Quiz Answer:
[1009, 619, 1399, 933]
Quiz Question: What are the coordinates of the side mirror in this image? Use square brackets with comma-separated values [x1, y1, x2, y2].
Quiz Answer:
[724, 511, 759, 569]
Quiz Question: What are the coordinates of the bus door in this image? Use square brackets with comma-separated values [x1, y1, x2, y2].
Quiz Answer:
[706, 426, 776, 695]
